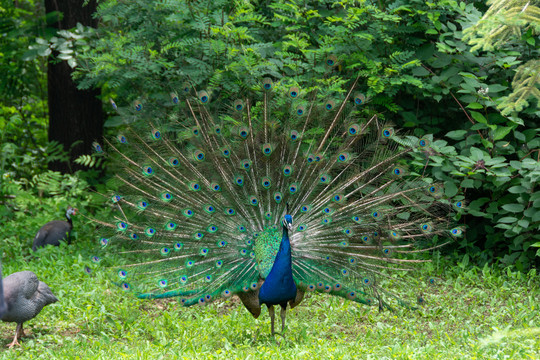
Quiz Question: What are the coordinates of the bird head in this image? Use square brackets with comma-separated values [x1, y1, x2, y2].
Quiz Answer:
[282, 214, 293, 231]
[66, 206, 78, 217]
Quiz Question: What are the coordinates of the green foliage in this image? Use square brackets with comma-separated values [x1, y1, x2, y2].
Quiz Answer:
[463, 0, 540, 114]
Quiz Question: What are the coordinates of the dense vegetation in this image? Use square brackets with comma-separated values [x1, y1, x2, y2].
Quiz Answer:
[0, 0, 538, 357]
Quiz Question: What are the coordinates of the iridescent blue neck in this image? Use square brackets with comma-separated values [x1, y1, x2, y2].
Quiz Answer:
[258, 223, 297, 306]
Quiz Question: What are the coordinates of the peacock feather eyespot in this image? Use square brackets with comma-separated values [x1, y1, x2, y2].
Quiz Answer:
[217, 240, 227, 247]
[158, 279, 168, 288]
[352, 215, 361, 223]
[316, 282, 325, 290]
[151, 129, 161, 140]
[116, 221, 128, 231]
[250, 282, 258, 290]
[296, 105, 305, 116]
[193, 150, 205, 162]
[92, 142, 103, 153]
[215, 260, 223, 268]
[392, 166, 405, 176]
[307, 154, 315, 163]
[245, 239, 252, 246]
[307, 284, 316, 291]
[233, 99, 244, 112]
[225, 207, 236, 216]
[121, 283, 130, 291]
[289, 183, 299, 194]
[326, 54, 338, 67]
[137, 200, 148, 210]
[347, 291, 356, 300]
[290, 130, 300, 141]
[323, 207, 334, 214]
[297, 224, 307, 232]
[133, 100, 142, 112]
[91, 255, 101, 263]
[418, 137, 430, 148]
[142, 166, 154, 176]
[238, 126, 249, 139]
[198, 90, 210, 104]
[349, 258, 355, 264]
[99, 238, 109, 247]
[348, 124, 360, 136]
[333, 283, 342, 291]
[174, 242, 183, 251]
[324, 285, 332, 293]
[340, 240, 349, 247]
[240, 249, 248, 256]
[118, 269, 127, 279]
[262, 143, 273, 156]
[116, 135, 127, 144]
[211, 183, 221, 192]
[373, 231, 380, 239]
[130, 233, 139, 240]
[320, 173, 330, 183]
[249, 196, 259, 206]
[428, 277, 436, 285]
[321, 217, 332, 225]
[371, 210, 382, 220]
[262, 77, 273, 90]
[222, 289, 231, 297]
[315, 154, 322, 162]
[381, 127, 394, 138]
[160, 247, 170, 256]
[250, 251, 255, 258]
[341, 269, 349, 276]
[261, 177, 271, 189]
[234, 175, 244, 186]
[325, 100, 335, 111]
[189, 182, 201, 191]
[450, 227, 463, 237]
[145, 227, 156, 237]
[205, 275, 212, 282]
[343, 228, 353, 237]
[289, 86, 299, 98]
[354, 92, 366, 105]
[193, 232, 204, 240]
[332, 193, 344, 203]
[362, 277, 372, 286]
[200, 248, 209, 256]
[237, 225, 246, 232]
[191, 126, 200, 137]
[420, 223, 432, 233]
[207, 225, 218, 233]
[111, 195, 122, 203]
[170, 92, 179, 104]
[389, 231, 400, 239]
[337, 152, 350, 163]
[179, 275, 188, 284]
[182, 208, 194, 217]
[362, 236, 369, 243]
[454, 201, 465, 210]
[109, 98, 117, 110]
[168, 157, 180, 167]
[301, 205, 312, 213]
[240, 159, 252, 170]
[426, 184, 442, 197]
[186, 260, 195, 268]
[165, 222, 177, 231]
[273, 192, 283, 203]
[265, 211, 272, 220]
[283, 165, 293, 176]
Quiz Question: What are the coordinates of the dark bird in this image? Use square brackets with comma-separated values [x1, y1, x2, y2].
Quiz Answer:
[32, 206, 78, 251]
[0, 266, 6, 318]
[91, 68, 464, 335]
[1, 271, 58, 348]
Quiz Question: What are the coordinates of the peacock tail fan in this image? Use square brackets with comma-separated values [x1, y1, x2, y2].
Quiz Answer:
[90, 74, 463, 310]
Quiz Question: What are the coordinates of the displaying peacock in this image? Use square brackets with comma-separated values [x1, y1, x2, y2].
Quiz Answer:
[90, 72, 463, 335]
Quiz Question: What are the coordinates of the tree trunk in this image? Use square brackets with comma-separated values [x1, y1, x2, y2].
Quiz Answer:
[45, 0, 102, 173]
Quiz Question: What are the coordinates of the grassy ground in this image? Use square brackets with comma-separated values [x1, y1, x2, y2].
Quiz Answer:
[1, 241, 539, 359]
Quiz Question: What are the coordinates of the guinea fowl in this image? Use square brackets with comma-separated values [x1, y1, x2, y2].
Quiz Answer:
[32, 206, 78, 251]
[1, 271, 58, 348]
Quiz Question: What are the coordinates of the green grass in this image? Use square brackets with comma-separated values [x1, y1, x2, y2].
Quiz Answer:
[1, 240, 539, 359]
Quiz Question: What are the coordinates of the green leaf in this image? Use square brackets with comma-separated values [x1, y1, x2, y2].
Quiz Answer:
[444, 180, 458, 197]
[508, 186, 526, 194]
[492, 126, 514, 141]
[467, 102, 483, 109]
[502, 204, 525, 213]
[446, 130, 467, 140]
[470, 111, 487, 124]
[498, 217, 517, 223]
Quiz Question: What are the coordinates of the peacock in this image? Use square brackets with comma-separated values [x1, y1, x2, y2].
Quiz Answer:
[90, 71, 463, 335]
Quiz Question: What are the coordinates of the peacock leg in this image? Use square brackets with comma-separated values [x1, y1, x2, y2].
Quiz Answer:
[7, 323, 22, 348]
[280, 304, 287, 333]
[268, 305, 275, 335]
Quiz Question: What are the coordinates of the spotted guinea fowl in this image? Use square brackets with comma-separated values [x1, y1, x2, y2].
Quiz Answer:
[32, 206, 78, 251]
[90, 71, 464, 335]
[1, 271, 58, 348]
